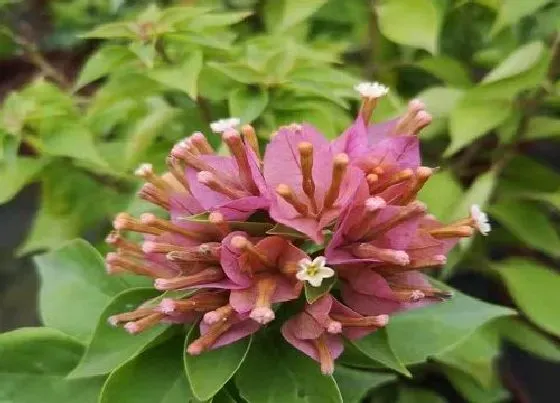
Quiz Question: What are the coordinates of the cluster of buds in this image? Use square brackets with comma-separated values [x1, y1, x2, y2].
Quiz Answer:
[104, 82, 490, 374]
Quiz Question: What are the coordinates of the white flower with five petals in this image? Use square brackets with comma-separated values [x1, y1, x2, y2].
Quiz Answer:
[354, 82, 389, 99]
[296, 256, 335, 287]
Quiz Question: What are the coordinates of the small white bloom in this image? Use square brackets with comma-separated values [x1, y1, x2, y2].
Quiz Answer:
[470, 204, 491, 236]
[295, 256, 335, 287]
[354, 82, 389, 99]
[210, 117, 240, 133]
[134, 163, 153, 177]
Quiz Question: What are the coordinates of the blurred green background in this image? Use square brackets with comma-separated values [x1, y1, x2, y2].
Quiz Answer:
[0, 0, 559, 402]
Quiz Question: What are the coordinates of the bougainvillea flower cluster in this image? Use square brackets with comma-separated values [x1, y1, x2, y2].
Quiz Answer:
[104, 83, 490, 374]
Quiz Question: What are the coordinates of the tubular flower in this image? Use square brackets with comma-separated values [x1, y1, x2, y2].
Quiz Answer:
[102, 85, 490, 374]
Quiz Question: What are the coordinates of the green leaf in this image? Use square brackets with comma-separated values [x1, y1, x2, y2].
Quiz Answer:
[187, 11, 252, 30]
[416, 87, 463, 119]
[266, 0, 328, 33]
[148, 51, 203, 100]
[0, 327, 104, 403]
[184, 326, 251, 401]
[387, 280, 514, 365]
[69, 288, 168, 378]
[493, 259, 560, 336]
[34, 239, 130, 341]
[99, 335, 198, 403]
[82, 22, 136, 39]
[333, 367, 396, 403]
[446, 95, 511, 156]
[525, 116, 560, 140]
[396, 386, 446, 403]
[497, 316, 560, 362]
[450, 170, 496, 222]
[0, 157, 45, 204]
[208, 62, 265, 84]
[491, 0, 552, 36]
[266, 223, 307, 239]
[235, 333, 343, 403]
[351, 329, 410, 376]
[440, 365, 509, 403]
[418, 170, 464, 222]
[482, 42, 545, 84]
[490, 201, 560, 257]
[376, 0, 441, 53]
[305, 276, 336, 304]
[414, 56, 472, 87]
[75, 45, 135, 89]
[435, 321, 500, 388]
[228, 86, 269, 124]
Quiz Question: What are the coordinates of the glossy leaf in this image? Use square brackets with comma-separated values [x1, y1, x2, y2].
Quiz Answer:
[236, 333, 343, 403]
[99, 335, 198, 403]
[69, 288, 168, 378]
[333, 367, 396, 403]
[0, 327, 104, 403]
[386, 280, 513, 365]
[490, 201, 560, 257]
[34, 239, 130, 341]
[493, 259, 560, 336]
[376, 0, 441, 53]
[228, 86, 269, 124]
[184, 326, 251, 401]
[351, 329, 410, 376]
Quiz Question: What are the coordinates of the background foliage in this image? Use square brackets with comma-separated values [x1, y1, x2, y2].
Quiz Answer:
[0, 0, 559, 402]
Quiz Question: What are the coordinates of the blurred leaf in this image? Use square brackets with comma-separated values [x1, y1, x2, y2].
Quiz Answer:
[187, 11, 252, 30]
[446, 95, 511, 156]
[417, 87, 463, 119]
[396, 386, 446, 403]
[99, 335, 197, 403]
[493, 258, 560, 336]
[0, 328, 104, 403]
[376, 0, 441, 53]
[418, 170, 464, 221]
[235, 333, 343, 403]
[490, 201, 560, 257]
[129, 41, 157, 69]
[69, 288, 168, 378]
[387, 280, 513, 365]
[304, 276, 336, 304]
[435, 322, 500, 388]
[490, 0, 552, 36]
[500, 155, 560, 194]
[184, 326, 251, 401]
[0, 157, 45, 205]
[333, 367, 396, 403]
[496, 316, 560, 362]
[415, 56, 472, 87]
[525, 116, 560, 140]
[482, 41, 545, 84]
[441, 365, 509, 403]
[34, 239, 130, 342]
[208, 62, 265, 84]
[82, 22, 136, 39]
[228, 86, 269, 124]
[265, 0, 328, 33]
[75, 45, 135, 89]
[351, 329, 411, 376]
[148, 51, 203, 99]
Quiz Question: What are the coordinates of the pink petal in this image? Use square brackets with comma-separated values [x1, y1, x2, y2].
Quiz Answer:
[201, 313, 260, 350]
[331, 117, 368, 160]
[281, 318, 343, 363]
[220, 231, 253, 287]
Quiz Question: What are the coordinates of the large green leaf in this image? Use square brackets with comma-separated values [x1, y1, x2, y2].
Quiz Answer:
[386, 281, 513, 365]
[69, 288, 168, 378]
[75, 45, 136, 89]
[350, 329, 410, 376]
[34, 239, 130, 341]
[376, 0, 441, 53]
[333, 367, 396, 403]
[99, 335, 198, 403]
[493, 259, 560, 336]
[490, 0, 552, 36]
[496, 316, 560, 362]
[446, 95, 511, 156]
[0, 327, 104, 403]
[184, 326, 251, 401]
[0, 157, 45, 205]
[490, 201, 560, 257]
[235, 333, 343, 403]
[228, 86, 269, 124]
[482, 42, 545, 84]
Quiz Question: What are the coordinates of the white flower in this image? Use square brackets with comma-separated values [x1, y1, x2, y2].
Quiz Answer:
[354, 82, 389, 99]
[296, 256, 335, 287]
[470, 204, 491, 236]
[210, 117, 240, 133]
